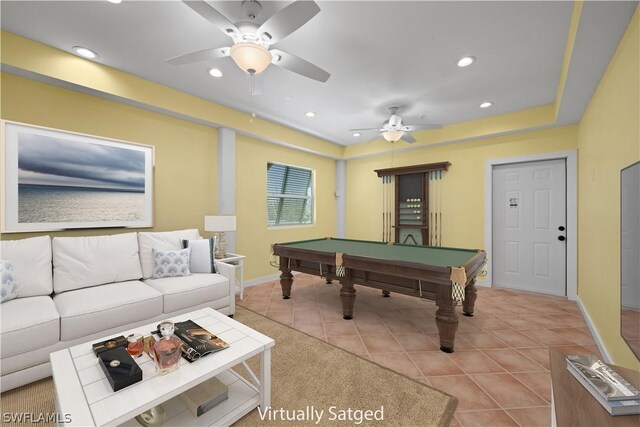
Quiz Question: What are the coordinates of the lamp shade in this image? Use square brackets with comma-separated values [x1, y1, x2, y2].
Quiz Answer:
[204, 215, 236, 232]
[382, 130, 404, 142]
[230, 43, 272, 75]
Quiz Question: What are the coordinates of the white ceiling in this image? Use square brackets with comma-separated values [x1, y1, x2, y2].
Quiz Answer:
[1, 1, 637, 146]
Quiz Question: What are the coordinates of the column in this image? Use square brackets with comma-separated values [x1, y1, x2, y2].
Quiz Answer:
[335, 159, 346, 238]
[218, 127, 236, 252]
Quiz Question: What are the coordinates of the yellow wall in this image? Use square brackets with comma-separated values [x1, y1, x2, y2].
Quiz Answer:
[0, 72, 218, 239]
[236, 135, 336, 281]
[346, 126, 578, 250]
[577, 8, 640, 369]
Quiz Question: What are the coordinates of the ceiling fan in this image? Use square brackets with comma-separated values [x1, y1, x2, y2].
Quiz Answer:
[350, 107, 442, 143]
[168, 0, 330, 83]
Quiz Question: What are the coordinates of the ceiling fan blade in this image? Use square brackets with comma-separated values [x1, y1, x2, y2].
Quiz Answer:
[270, 49, 330, 82]
[348, 127, 381, 132]
[401, 133, 417, 143]
[403, 123, 443, 131]
[258, 0, 320, 44]
[167, 46, 230, 65]
[182, 0, 239, 37]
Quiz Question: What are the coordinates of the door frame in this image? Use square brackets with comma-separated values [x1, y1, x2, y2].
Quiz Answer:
[483, 150, 577, 300]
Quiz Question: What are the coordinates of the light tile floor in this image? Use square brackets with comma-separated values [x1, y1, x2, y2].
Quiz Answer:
[238, 275, 602, 427]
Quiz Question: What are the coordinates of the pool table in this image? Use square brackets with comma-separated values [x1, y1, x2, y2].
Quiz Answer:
[272, 238, 487, 353]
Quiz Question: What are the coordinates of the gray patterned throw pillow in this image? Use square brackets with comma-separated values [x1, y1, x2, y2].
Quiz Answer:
[151, 247, 192, 279]
[1, 259, 19, 303]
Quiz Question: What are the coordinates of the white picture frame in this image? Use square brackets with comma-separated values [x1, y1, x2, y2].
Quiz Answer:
[1, 120, 154, 232]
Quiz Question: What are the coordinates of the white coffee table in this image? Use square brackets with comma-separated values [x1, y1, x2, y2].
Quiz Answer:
[50, 308, 274, 427]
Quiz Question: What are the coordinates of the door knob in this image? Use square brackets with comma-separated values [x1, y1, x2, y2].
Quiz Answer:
[558, 236, 566, 241]
[558, 226, 565, 231]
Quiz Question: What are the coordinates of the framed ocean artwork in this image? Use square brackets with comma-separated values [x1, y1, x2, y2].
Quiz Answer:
[1, 121, 154, 232]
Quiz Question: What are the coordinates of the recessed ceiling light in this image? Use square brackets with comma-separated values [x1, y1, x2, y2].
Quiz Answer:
[107, 0, 122, 3]
[480, 102, 493, 108]
[208, 68, 223, 78]
[305, 111, 316, 118]
[72, 46, 98, 59]
[352, 133, 361, 137]
[457, 56, 476, 67]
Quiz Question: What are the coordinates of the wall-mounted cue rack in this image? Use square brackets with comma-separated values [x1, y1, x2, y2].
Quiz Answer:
[375, 161, 451, 246]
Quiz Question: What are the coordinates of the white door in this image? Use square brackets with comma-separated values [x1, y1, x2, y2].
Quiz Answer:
[493, 159, 566, 296]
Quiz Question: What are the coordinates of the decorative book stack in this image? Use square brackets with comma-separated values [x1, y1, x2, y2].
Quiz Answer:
[180, 377, 229, 417]
[566, 354, 640, 416]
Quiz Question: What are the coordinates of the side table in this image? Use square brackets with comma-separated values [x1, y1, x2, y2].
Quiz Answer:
[550, 348, 640, 426]
[217, 252, 246, 300]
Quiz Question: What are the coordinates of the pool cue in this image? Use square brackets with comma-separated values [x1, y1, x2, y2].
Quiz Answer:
[439, 170, 442, 246]
[437, 170, 441, 246]
[387, 176, 392, 242]
[382, 177, 386, 241]
[428, 172, 432, 245]
[435, 171, 440, 246]
[433, 171, 437, 245]
[386, 176, 390, 242]
[428, 172, 433, 245]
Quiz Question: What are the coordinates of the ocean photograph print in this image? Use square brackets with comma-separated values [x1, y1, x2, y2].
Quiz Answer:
[1, 121, 154, 232]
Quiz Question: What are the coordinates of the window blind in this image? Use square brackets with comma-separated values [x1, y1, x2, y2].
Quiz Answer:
[267, 163, 313, 226]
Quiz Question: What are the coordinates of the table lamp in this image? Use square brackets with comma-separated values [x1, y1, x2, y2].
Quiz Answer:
[204, 215, 236, 259]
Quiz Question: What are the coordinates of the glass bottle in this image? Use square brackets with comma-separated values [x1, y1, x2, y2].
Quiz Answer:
[152, 321, 181, 375]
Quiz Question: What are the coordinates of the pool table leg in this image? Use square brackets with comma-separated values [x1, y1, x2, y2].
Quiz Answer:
[280, 268, 293, 300]
[463, 279, 477, 317]
[436, 285, 459, 353]
[326, 278, 333, 284]
[339, 279, 356, 320]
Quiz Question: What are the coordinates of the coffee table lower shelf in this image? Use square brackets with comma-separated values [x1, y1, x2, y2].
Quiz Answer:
[119, 370, 258, 427]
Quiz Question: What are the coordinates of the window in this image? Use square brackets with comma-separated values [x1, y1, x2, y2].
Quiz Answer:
[267, 162, 313, 226]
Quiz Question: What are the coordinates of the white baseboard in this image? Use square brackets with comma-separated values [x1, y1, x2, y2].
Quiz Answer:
[476, 277, 492, 288]
[244, 271, 302, 288]
[576, 296, 613, 363]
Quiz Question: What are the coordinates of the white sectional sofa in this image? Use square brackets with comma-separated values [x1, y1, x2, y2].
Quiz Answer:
[0, 229, 235, 392]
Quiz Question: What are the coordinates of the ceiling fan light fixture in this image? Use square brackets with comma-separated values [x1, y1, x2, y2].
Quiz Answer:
[230, 43, 272, 75]
[383, 130, 404, 142]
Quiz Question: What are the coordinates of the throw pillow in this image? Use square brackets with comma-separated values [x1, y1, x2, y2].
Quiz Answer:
[1, 259, 19, 303]
[152, 247, 192, 279]
[182, 237, 217, 274]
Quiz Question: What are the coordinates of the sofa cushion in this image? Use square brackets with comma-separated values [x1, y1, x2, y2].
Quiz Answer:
[0, 236, 52, 297]
[54, 280, 162, 341]
[152, 247, 192, 278]
[0, 296, 60, 357]
[138, 229, 200, 279]
[182, 237, 217, 274]
[53, 233, 143, 294]
[1, 260, 19, 303]
[143, 274, 228, 313]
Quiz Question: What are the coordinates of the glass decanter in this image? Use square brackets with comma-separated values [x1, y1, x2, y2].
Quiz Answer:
[152, 321, 181, 375]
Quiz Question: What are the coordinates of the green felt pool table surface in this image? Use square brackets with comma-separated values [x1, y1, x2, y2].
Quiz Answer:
[279, 238, 479, 268]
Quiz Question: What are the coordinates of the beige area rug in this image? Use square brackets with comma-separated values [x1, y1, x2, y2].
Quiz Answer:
[1, 307, 456, 426]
